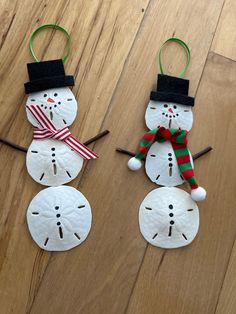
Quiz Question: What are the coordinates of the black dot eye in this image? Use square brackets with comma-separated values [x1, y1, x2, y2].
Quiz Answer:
[173, 105, 177, 109]
[164, 104, 168, 108]
[31, 99, 35, 101]
[54, 93, 58, 97]
[44, 94, 47, 97]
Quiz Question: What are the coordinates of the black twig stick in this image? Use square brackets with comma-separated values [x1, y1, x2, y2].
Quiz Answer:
[83, 129, 109, 145]
[116, 148, 135, 157]
[192, 146, 212, 160]
[0, 138, 27, 152]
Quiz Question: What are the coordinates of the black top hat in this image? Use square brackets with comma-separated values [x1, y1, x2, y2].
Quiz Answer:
[24, 59, 74, 94]
[150, 74, 194, 106]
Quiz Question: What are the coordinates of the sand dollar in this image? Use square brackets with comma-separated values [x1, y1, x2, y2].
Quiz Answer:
[27, 186, 92, 251]
[145, 141, 193, 187]
[26, 139, 83, 186]
[139, 187, 199, 249]
[26, 87, 77, 129]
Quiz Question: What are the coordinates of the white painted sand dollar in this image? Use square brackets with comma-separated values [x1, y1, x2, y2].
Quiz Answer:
[26, 87, 77, 129]
[139, 187, 199, 249]
[145, 141, 193, 187]
[26, 139, 83, 186]
[27, 186, 92, 251]
[145, 100, 193, 131]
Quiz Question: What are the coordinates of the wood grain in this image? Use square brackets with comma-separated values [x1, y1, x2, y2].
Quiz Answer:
[215, 241, 236, 314]
[1, 0, 236, 313]
[212, 0, 236, 61]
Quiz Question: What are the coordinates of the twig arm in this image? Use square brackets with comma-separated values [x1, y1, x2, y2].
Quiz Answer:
[0, 138, 28, 153]
[83, 129, 109, 145]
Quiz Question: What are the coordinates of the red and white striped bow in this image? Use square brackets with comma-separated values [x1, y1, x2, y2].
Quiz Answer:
[26, 104, 98, 160]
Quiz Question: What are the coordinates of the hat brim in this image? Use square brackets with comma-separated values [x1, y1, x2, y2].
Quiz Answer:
[24, 75, 74, 94]
[150, 91, 194, 107]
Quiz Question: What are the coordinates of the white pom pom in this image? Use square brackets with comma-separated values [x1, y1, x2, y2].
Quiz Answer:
[191, 186, 206, 202]
[128, 157, 142, 171]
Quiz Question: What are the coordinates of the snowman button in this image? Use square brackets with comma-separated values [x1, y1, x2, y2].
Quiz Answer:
[169, 204, 173, 209]
[169, 213, 174, 217]
[168, 157, 172, 161]
[168, 153, 172, 156]
[57, 222, 61, 226]
[170, 220, 175, 225]
[52, 153, 55, 157]
[56, 214, 61, 218]
[52, 159, 55, 163]
[55, 206, 59, 210]
[51, 147, 55, 151]
[169, 163, 173, 167]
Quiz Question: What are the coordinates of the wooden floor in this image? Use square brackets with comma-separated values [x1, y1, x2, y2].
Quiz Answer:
[0, 0, 236, 313]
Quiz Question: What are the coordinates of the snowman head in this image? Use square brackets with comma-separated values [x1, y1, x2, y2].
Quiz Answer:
[25, 59, 77, 129]
[145, 100, 193, 131]
[145, 75, 194, 131]
[26, 87, 77, 129]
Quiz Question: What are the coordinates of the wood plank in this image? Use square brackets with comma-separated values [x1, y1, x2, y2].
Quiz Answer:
[212, 0, 236, 61]
[29, 1, 224, 313]
[0, 0, 151, 313]
[215, 241, 236, 314]
[127, 52, 236, 314]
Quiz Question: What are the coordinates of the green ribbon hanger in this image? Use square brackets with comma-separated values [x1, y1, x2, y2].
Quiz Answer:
[158, 37, 190, 78]
[29, 24, 71, 63]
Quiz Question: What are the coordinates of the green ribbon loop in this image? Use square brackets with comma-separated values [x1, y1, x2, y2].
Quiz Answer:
[158, 38, 190, 78]
[29, 24, 71, 63]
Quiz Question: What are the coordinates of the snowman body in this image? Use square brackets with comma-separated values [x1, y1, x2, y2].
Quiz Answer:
[144, 100, 193, 187]
[27, 186, 92, 251]
[145, 141, 194, 186]
[26, 87, 83, 186]
[139, 187, 199, 249]
[26, 139, 83, 186]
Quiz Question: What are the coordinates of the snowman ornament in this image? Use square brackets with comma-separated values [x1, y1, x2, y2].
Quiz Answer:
[24, 30, 98, 252]
[127, 74, 207, 249]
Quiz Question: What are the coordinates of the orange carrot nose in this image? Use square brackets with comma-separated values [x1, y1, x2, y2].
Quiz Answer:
[47, 97, 55, 103]
[168, 108, 173, 113]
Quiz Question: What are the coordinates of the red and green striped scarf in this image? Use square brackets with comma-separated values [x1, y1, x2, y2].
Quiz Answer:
[135, 127, 198, 189]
